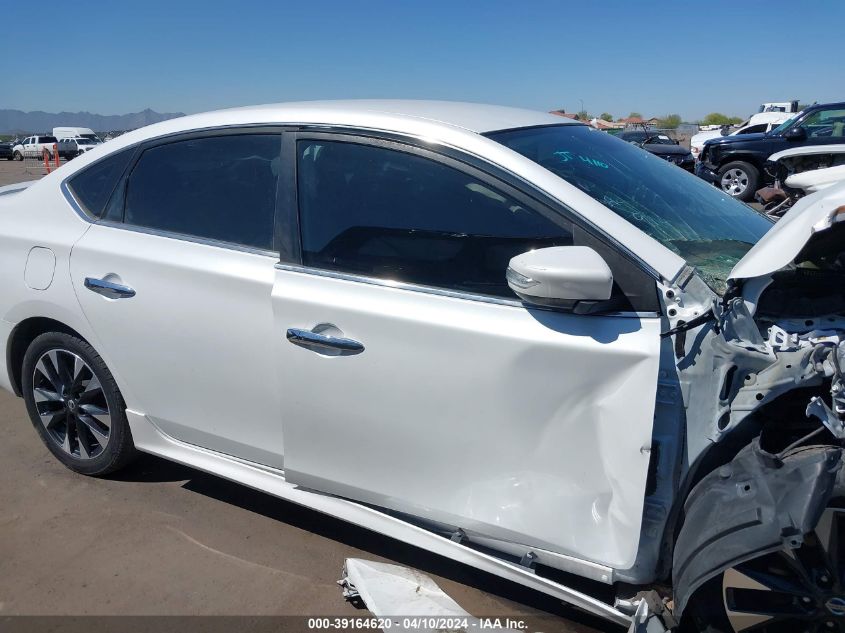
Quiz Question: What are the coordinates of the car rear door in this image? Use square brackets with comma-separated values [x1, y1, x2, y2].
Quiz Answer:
[69, 129, 287, 468]
[271, 133, 662, 569]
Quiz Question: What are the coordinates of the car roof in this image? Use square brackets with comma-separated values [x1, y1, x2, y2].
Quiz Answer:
[220, 100, 573, 134]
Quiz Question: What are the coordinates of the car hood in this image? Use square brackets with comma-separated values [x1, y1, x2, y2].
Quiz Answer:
[769, 144, 845, 163]
[705, 132, 768, 147]
[729, 180, 845, 281]
[641, 144, 690, 156]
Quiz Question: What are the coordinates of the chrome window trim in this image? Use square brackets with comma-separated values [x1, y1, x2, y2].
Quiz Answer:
[274, 262, 658, 319]
[61, 179, 99, 222]
[95, 219, 280, 259]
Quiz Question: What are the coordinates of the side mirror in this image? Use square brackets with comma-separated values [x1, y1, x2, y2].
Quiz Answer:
[507, 246, 613, 310]
[784, 126, 806, 141]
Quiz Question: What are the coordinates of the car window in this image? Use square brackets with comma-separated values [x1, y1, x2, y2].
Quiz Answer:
[67, 147, 136, 218]
[489, 125, 773, 295]
[737, 124, 767, 135]
[124, 134, 280, 251]
[297, 140, 574, 298]
[799, 108, 845, 138]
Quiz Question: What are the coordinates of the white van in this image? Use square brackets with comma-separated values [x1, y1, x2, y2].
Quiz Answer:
[52, 127, 102, 143]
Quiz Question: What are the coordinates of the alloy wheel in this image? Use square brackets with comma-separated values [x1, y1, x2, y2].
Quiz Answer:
[722, 507, 845, 632]
[31, 349, 112, 459]
[721, 168, 749, 197]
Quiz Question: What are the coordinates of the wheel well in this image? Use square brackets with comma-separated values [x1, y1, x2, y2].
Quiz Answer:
[6, 317, 88, 396]
[718, 156, 762, 172]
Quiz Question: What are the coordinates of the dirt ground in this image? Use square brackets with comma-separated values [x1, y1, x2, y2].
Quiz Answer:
[0, 160, 613, 632]
[0, 387, 614, 632]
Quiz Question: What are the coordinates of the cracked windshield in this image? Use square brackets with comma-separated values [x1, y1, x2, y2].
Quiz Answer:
[489, 124, 774, 293]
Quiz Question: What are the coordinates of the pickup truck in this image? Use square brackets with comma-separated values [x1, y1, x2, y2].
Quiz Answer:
[57, 137, 100, 160]
[11, 135, 59, 161]
[696, 101, 845, 200]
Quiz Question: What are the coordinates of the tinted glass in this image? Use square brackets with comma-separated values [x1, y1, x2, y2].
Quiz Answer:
[125, 134, 279, 250]
[297, 140, 573, 298]
[489, 125, 773, 294]
[67, 147, 135, 217]
[39, 136, 57, 144]
[737, 124, 767, 135]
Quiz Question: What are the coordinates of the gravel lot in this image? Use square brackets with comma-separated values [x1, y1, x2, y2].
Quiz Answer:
[0, 159, 610, 631]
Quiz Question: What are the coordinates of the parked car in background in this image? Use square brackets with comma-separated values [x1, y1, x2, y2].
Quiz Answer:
[690, 111, 792, 160]
[57, 137, 100, 160]
[617, 128, 695, 171]
[12, 135, 59, 161]
[0, 141, 14, 160]
[696, 101, 845, 200]
[1, 101, 845, 633]
[53, 127, 102, 143]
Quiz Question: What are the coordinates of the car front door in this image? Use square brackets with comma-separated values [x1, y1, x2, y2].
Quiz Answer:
[69, 130, 287, 467]
[271, 134, 662, 569]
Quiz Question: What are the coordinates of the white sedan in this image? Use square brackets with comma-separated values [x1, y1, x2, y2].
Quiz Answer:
[1, 101, 844, 633]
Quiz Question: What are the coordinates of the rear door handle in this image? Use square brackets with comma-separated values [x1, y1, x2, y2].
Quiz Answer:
[286, 328, 364, 354]
[84, 277, 136, 299]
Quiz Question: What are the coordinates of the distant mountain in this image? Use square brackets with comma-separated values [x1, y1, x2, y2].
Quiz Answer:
[0, 108, 186, 134]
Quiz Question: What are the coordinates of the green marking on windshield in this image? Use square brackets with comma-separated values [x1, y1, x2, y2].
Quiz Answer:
[553, 151, 608, 169]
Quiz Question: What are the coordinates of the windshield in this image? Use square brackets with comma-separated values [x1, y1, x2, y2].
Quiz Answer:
[76, 139, 95, 145]
[488, 125, 773, 294]
[769, 112, 802, 136]
[644, 134, 675, 145]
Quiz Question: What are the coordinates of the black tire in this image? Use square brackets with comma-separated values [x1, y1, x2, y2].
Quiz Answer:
[682, 456, 845, 632]
[717, 161, 760, 202]
[21, 332, 136, 476]
[13, 150, 22, 161]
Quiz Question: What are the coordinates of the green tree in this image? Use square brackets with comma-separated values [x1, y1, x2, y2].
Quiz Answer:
[577, 110, 590, 121]
[599, 112, 613, 122]
[658, 114, 682, 129]
[702, 112, 743, 126]
[628, 111, 643, 119]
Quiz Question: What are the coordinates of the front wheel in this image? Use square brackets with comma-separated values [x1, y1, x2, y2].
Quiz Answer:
[683, 470, 845, 632]
[718, 161, 759, 201]
[21, 332, 137, 476]
[13, 150, 22, 161]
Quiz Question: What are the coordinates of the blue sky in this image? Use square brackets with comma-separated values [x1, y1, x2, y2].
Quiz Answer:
[3, 0, 843, 121]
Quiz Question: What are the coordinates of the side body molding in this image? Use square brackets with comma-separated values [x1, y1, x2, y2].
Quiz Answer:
[672, 440, 842, 618]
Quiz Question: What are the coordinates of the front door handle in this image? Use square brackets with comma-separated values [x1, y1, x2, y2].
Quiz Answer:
[286, 328, 364, 354]
[84, 277, 136, 299]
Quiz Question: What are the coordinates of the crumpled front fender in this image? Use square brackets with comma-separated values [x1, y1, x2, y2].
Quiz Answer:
[672, 440, 842, 619]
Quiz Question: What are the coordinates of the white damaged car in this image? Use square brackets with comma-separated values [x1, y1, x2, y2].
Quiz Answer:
[1, 101, 844, 632]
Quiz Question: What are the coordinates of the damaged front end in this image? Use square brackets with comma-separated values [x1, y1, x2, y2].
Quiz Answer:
[664, 184, 845, 621]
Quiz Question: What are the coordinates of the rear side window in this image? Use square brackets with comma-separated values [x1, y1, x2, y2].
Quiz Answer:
[737, 124, 767, 135]
[297, 140, 573, 298]
[67, 147, 135, 218]
[124, 134, 280, 251]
